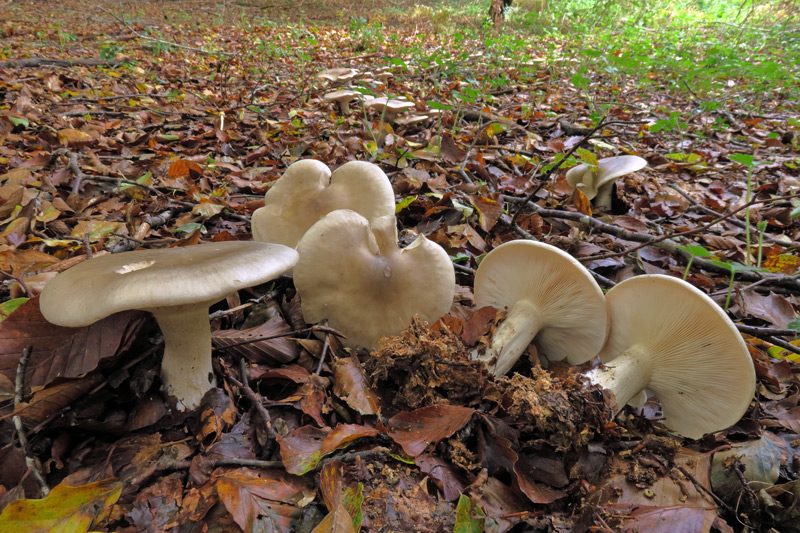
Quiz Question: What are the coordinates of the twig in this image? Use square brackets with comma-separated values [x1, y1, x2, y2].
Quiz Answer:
[13, 347, 50, 497]
[668, 185, 794, 249]
[0, 58, 123, 68]
[315, 322, 331, 376]
[212, 325, 345, 351]
[225, 368, 277, 451]
[763, 335, 800, 355]
[735, 324, 799, 338]
[647, 453, 735, 515]
[502, 196, 800, 290]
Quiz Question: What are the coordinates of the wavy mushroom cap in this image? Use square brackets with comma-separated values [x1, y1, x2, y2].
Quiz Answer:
[251, 160, 395, 249]
[598, 274, 755, 439]
[474, 240, 608, 366]
[294, 210, 455, 350]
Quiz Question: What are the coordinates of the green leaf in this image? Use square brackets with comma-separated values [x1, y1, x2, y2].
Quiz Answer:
[787, 317, 800, 334]
[0, 298, 28, 323]
[8, 117, 29, 128]
[575, 148, 598, 169]
[676, 244, 713, 257]
[0, 478, 121, 532]
[395, 195, 417, 214]
[665, 152, 702, 163]
[342, 484, 364, 531]
[453, 494, 485, 533]
[452, 199, 474, 218]
[427, 101, 453, 110]
[729, 153, 755, 166]
[790, 204, 800, 219]
[170, 222, 207, 234]
[571, 72, 590, 88]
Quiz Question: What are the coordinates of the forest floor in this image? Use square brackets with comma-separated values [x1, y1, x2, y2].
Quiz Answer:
[0, 0, 799, 531]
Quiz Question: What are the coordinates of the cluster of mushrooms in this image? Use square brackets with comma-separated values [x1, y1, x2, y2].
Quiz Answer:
[317, 67, 436, 126]
[38, 158, 755, 441]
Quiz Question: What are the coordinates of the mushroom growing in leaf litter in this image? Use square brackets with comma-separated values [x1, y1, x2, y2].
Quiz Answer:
[473, 240, 608, 377]
[251, 159, 395, 249]
[584, 274, 756, 439]
[565, 155, 647, 211]
[39, 241, 298, 411]
[322, 89, 363, 114]
[294, 210, 455, 350]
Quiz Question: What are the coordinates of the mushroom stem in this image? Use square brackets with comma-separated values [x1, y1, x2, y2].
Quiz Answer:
[593, 182, 615, 211]
[476, 300, 543, 377]
[584, 345, 651, 413]
[151, 304, 217, 411]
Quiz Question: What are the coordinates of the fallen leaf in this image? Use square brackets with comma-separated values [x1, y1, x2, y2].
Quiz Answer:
[386, 404, 475, 456]
[0, 477, 121, 532]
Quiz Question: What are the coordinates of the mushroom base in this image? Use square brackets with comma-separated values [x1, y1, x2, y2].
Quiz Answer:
[151, 304, 217, 411]
[473, 300, 542, 378]
[584, 345, 650, 413]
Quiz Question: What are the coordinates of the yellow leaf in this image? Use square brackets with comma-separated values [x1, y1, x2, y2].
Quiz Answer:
[57, 129, 93, 147]
[192, 201, 225, 219]
[70, 220, 122, 242]
[0, 478, 121, 533]
[571, 188, 592, 216]
[762, 254, 800, 274]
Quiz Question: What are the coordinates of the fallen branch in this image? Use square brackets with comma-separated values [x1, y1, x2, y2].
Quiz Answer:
[13, 347, 50, 497]
[0, 58, 123, 69]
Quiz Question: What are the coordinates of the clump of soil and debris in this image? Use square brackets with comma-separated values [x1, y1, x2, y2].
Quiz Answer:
[366, 317, 489, 413]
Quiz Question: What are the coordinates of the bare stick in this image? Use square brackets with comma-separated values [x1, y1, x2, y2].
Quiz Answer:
[13, 347, 50, 497]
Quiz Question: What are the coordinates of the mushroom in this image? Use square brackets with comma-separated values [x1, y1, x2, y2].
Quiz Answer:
[364, 97, 416, 121]
[565, 155, 647, 211]
[251, 159, 395, 249]
[394, 114, 429, 127]
[584, 274, 756, 439]
[473, 240, 608, 377]
[39, 241, 298, 411]
[293, 210, 455, 350]
[317, 68, 359, 84]
[322, 90, 363, 114]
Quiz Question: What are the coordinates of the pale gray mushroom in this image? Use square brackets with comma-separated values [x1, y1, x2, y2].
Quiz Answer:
[294, 210, 455, 350]
[323, 89, 363, 114]
[473, 240, 608, 377]
[317, 68, 359, 84]
[364, 97, 416, 121]
[39, 242, 298, 411]
[394, 114, 429, 127]
[251, 159, 395, 249]
[584, 274, 756, 439]
[565, 155, 647, 211]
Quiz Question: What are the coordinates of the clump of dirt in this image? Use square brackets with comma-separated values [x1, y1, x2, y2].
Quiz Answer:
[366, 317, 489, 413]
[487, 369, 612, 452]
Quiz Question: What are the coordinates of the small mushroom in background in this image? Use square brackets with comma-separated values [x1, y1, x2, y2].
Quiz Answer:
[39, 241, 298, 411]
[251, 159, 395, 249]
[394, 114, 429, 127]
[472, 240, 608, 377]
[584, 274, 756, 439]
[322, 89, 363, 114]
[294, 210, 455, 350]
[374, 68, 394, 85]
[316, 68, 359, 84]
[364, 97, 416, 121]
[565, 155, 647, 211]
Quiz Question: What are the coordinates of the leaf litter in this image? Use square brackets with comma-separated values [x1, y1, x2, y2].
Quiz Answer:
[0, 0, 797, 531]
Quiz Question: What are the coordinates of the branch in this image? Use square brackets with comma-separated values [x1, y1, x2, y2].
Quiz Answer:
[13, 347, 50, 497]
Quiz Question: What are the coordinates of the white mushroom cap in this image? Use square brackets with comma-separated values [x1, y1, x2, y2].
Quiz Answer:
[473, 240, 608, 376]
[294, 210, 455, 350]
[365, 97, 416, 118]
[394, 114, 429, 126]
[251, 160, 395, 249]
[40, 241, 298, 410]
[565, 155, 647, 210]
[317, 68, 359, 83]
[587, 274, 756, 439]
[323, 90, 363, 114]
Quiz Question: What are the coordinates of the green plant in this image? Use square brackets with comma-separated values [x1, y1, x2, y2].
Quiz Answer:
[677, 244, 713, 280]
[728, 153, 764, 266]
